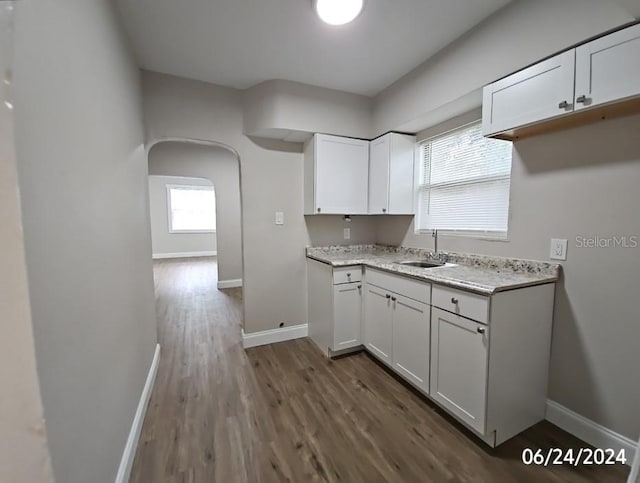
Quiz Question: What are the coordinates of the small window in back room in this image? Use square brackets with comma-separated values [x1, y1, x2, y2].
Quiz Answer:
[166, 184, 216, 233]
[416, 121, 513, 238]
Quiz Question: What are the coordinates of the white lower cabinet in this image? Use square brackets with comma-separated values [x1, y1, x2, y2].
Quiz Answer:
[333, 282, 361, 351]
[430, 307, 488, 434]
[363, 269, 430, 391]
[362, 284, 393, 363]
[392, 295, 430, 392]
[307, 259, 362, 355]
[309, 261, 556, 447]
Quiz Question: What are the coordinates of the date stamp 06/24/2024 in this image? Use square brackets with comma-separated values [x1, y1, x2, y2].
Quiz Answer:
[521, 447, 628, 467]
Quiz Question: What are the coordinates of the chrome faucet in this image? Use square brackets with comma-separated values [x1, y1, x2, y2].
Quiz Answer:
[432, 229, 448, 263]
[433, 229, 438, 255]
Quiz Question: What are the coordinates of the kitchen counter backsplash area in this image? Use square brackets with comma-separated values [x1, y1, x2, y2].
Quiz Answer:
[306, 244, 561, 294]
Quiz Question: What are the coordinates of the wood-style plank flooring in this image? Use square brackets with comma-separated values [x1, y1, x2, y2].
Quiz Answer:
[131, 257, 629, 482]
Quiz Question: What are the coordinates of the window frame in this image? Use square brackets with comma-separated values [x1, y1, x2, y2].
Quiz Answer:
[414, 120, 513, 241]
[166, 183, 216, 234]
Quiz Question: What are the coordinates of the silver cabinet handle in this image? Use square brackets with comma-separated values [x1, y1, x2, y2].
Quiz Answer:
[576, 95, 588, 103]
[558, 100, 569, 109]
[451, 297, 459, 304]
[477, 327, 486, 334]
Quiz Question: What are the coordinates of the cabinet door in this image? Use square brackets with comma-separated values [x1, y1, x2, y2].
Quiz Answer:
[575, 23, 640, 111]
[388, 134, 415, 215]
[482, 50, 575, 136]
[368, 135, 390, 214]
[314, 134, 369, 214]
[430, 307, 489, 434]
[392, 294, 430, 392]
[332, 282, 361, 351]
[363, 284, 393, 364]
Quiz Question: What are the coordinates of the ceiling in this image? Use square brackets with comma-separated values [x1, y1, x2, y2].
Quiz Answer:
[115, 0, 511, 97]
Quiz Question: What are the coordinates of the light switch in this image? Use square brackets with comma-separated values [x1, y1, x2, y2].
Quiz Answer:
[550, 238, 568, 260]
[275, 211, 284, 225]
[344, 228, 351, 240]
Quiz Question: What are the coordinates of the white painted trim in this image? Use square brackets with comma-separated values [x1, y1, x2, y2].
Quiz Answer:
[152, 251, 217, 259]
[217, 278, 243, 289]
[115, 344, 161, 483]
[546, 400, 636, 466]
[242, 324, 308, 349]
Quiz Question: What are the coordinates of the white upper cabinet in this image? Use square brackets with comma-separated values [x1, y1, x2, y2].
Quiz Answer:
[483, 23, 640, 139]
[304, 134, 369, 215]
[482, 50, 576, 137]
[574, 23, 640, 111]
[368, 133, 415, 215]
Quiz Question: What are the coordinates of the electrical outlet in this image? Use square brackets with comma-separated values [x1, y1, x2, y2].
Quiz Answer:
[343, 228, 351, 240]
[275, 211, 284, 225]
[550, 238, 568, 260]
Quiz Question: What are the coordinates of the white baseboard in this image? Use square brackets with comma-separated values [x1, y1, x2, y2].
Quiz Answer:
[217, 279, 243, 289]
[546, 399, 636, 466]
[242, 324, 308, 349]
[152, 251, 217, 259]
[115, 344, 161, 483]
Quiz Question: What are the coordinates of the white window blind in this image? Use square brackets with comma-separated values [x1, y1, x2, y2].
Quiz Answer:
[417, 122, 512, 235]
[167, 185, 216, 233]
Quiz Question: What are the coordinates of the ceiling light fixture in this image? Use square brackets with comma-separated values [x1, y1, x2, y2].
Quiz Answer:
[314, 0, 364, 26]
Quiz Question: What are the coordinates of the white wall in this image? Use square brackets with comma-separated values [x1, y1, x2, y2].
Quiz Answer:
[0, 4, 54, 481]
[13, 1, 158, 482]
[243, 79, 372, 141]
[148, 143, 243, 283]
[377, 111, 640, 441]
[143, 71, 308, 333]
[373, 0, 635, 135]
[148, 175, 217, 257]
[305, 215, 377, 247]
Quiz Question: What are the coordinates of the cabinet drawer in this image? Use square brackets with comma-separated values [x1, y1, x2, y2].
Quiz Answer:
[432, 285, 489, 324]
[365, 268, 430, 304]
[333, 266, 362, 285]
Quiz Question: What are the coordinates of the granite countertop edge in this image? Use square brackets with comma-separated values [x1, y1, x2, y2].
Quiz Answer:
[305, 248, 560, 296]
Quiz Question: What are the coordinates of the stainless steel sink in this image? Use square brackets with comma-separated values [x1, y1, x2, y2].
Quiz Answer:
[395, 260, 445, 268]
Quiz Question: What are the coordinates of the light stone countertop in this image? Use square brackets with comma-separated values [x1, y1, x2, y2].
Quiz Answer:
[306, 245, 560, 295]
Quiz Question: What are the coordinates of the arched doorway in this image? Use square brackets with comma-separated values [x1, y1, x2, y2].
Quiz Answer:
[146, 138, 245, 321]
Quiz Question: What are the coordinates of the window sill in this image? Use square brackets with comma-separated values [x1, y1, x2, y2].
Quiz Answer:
[169, 229, 216, 234]
[415, 230, 509, 242]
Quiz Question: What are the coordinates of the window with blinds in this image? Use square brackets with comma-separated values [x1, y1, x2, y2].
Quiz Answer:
[416, 121, 512, 236]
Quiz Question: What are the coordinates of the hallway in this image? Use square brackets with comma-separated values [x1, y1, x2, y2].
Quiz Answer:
[130, 258, 628, 483]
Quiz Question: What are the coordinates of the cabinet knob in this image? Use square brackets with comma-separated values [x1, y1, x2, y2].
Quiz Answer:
[576, 95, 588, 104]
[382, 208, 386, 213]
[558, 100, 569, 109]
[317, 207, 321, 213]
[391, 296, 396, 301]
[477, 327, 486, 334]
[385, 294, 391, 299]
[346, 273, 351, 277]
[357, 284, 361, 289]
[451, 297, 459, 304]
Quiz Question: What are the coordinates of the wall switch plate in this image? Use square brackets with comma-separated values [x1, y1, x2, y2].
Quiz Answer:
[550, 238, 568, 260]
[343, 228, 351, 240]
[275, 211, 284, 225]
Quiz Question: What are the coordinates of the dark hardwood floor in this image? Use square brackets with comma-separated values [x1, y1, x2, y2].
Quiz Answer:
[130, 257, 629, 482]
